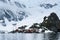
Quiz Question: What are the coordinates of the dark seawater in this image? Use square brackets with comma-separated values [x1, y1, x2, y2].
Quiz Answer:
[0, 32, 59, 40]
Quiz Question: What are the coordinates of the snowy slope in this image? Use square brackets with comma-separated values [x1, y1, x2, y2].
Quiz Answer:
[0, 0, 60, 32]
[0, 0, 30, 32]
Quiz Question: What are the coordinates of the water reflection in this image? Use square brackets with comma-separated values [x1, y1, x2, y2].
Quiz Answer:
[44, 32, 59, 40]
[0, 34, 5, 40]
[0, 33, 59, 40]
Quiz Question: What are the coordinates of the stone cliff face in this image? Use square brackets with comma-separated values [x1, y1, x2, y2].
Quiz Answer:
[40, 12, 60, 32]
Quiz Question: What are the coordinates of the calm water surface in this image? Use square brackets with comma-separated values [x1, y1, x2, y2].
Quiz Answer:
[0, 32, 60, 40]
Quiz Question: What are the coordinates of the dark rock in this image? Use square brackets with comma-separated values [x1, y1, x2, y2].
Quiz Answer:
[18, 25, 27, 29]
[14, 1, 26, 8]
[0, 0, 7, 3]
[40, 3, 57, 9]
[40, 12, 60, 32]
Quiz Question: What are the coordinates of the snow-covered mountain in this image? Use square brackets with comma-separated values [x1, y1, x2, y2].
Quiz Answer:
[0, 0, 60, 32]
[0, 0, 30, 32]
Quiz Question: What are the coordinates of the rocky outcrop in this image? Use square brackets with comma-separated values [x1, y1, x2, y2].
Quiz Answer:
[40, 12, 60, 32]
[9, 12, 60, 33]
[9, 24, 40, 33]
[40, 3, 57, 9]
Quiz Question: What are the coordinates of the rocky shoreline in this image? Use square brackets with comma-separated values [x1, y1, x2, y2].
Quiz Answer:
[9, 12, 60, 33]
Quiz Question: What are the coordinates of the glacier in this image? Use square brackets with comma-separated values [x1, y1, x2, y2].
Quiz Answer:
[0, 0, 60, 32]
